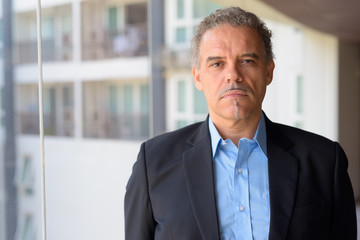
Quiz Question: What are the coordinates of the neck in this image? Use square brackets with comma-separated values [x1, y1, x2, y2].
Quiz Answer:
[211, 111, 261, 145]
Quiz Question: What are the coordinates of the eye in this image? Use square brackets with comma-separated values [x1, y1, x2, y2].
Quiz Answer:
[242, 59, 254, 64]
[211, 62, 222, 67]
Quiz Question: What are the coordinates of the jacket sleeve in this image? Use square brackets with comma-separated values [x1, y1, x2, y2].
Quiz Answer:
[124, 142, 156, 239]
[330, 142, 357, 240]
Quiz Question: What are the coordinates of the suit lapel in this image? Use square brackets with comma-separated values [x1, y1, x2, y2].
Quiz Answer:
[265, 118, 299, 240]
[181, 116, 299, 240]
[183, 120, 220, 240]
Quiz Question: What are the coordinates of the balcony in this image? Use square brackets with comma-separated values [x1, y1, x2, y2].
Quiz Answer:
[18, 110, 74, 137]
[81, 23, 148, 61]
[83, 112, 149, 140]
[14, 36, 73, 64]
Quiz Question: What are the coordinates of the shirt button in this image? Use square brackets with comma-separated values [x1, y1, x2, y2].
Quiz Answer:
[239, 206, 245, 211]
[237, 168, 243, 174]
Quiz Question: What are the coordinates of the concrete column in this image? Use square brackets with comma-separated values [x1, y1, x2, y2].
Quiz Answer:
[2, 0, 17, 239]
[148, 0, 166, 137]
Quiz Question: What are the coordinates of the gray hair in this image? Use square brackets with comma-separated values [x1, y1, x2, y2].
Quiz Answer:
[191, 7, 274, 68]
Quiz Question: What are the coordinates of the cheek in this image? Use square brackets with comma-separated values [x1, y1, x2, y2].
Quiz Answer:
[254, 83, 268, 102]
[200, 73, 227, 101]
[247, 73, 268, 93]
[202, 85, 220, 106]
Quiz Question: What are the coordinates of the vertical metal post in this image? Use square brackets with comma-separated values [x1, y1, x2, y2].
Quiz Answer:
[2, 0, 17, 239]
[36, 0, 47, 239]
[148, 0, 166, 137]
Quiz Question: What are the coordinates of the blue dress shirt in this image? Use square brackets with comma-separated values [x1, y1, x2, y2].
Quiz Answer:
[209, 113, 270, 240]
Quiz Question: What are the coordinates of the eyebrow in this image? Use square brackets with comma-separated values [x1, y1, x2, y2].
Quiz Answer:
[206, 56, 224, 64]
[240, 53, 260, 59]
[205, 53, 260, 64]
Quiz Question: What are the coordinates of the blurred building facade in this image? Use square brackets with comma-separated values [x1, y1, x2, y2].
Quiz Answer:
[0, 0, 358, 239]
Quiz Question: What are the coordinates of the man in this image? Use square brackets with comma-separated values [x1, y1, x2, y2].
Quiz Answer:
[125, 7, 357, 240]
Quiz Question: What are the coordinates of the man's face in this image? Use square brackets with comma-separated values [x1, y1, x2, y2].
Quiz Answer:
[193, 24, 274, 124]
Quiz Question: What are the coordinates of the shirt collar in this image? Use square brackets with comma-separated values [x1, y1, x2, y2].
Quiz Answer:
[208, 112, 267, 158]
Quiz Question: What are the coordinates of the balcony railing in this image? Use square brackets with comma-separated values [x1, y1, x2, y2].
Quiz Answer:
[14, 35, 73, 64]
[82, 23, 148, 61]
[83, 112, 149, 139]
[18, 112, 39, 135]
[18, 111, 74, 137]
[18, 110, 148, 139]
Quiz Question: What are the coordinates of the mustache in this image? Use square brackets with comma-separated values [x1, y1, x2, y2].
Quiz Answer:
[219, 84, 250, 96]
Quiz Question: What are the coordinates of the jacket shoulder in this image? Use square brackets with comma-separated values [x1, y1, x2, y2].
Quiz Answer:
[143, 121, 206, 157]
[270, 121, 334, 145]
[267, 121, 340, 160]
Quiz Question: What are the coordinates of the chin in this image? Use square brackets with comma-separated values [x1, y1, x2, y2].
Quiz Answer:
[223, 111, 247, 121]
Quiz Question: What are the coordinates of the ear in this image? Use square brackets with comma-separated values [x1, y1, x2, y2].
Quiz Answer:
[192, 67, 203, 91]
[266, 60, 275, 86]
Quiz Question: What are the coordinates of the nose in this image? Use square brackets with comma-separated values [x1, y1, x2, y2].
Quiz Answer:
[225, 63, 241, 83]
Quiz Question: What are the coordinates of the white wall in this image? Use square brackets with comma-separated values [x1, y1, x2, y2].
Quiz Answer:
[18, 136, 141, 240]
[263, 20, 339, 141]
[302, 31, 338, 140]
[262, 20, 304, 126]
[15, 57, 149, 84]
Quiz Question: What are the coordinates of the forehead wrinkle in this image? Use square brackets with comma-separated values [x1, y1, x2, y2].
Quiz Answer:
[200, 25, 265, 65]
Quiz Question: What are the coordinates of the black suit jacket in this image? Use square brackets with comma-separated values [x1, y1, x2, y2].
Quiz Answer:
[125, 115, 357, 240]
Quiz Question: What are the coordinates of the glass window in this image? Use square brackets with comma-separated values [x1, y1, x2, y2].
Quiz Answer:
[140, 84, 149, 113]
[82, 2, 148, 60]
[108, 85, 118, 114]
[44, 87, 56, 135]
[295, 121, 304, 129]
[177, 80, 186, 112]
[140, 84, 150, 138]
[175, 27, 186, 43]
[17, 155, 34, 196]
[177, 0, 185, 19]
[61, 85, 74, 137]
[44, 88, 55, 114]
[62, 86, 72, 107]
[20, 214, 34, 240]
[123, 85, 133, 114]
[61, 13, 71, 33]
[169, 76, 209, 131]
[83, 81, 148, 140]
[193, 0, 222, 18]
[193, 0, 203, 18]
[108, 7, 118, 32]
[42, 16, 55, 39]
[205, 1, 222, 15]
[17, 84, 39, 135]
[176, 120, 188, 129]
[193, 86, 207, 114]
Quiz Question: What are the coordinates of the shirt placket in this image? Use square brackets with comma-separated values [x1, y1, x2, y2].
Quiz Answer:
[234, 140, 253, 239]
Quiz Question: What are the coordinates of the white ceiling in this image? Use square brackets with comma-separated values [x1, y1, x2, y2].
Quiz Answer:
[261, 0, 360, 42]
